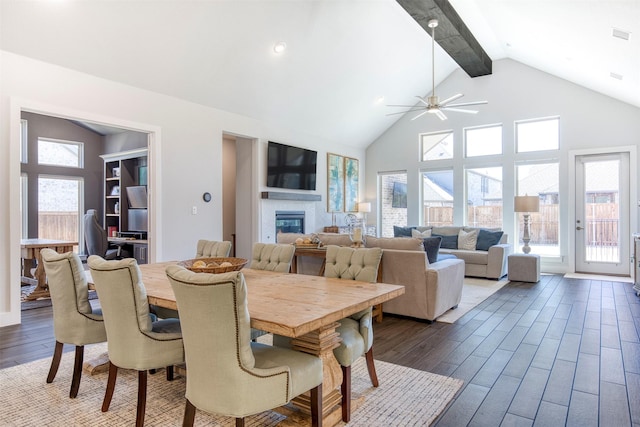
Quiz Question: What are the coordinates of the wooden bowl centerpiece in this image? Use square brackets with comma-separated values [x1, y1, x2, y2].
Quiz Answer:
[178, 257, 248, 274]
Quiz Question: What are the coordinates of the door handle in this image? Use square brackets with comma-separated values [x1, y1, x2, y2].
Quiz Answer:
[576, 226, 584, 230]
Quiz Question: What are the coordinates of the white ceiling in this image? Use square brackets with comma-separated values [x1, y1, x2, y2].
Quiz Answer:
[1, 0, 638, 148]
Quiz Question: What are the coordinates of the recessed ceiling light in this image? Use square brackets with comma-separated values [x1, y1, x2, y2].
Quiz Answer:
[612, 28, 630, 41]
[610, 72, 623, 80]
[273, 41, 287, 54]
[375, 96, 385, 105]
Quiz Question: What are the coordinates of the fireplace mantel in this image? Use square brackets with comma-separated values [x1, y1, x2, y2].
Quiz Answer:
[261, 191, 321, 202]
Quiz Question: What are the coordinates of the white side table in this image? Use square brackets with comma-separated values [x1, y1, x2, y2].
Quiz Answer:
[508, 254, 540, 282]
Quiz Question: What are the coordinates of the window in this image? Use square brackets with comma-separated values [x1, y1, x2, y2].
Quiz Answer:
[421, 131, 453, 161]
[38, 138, 84, 168]
[38, 176, 83, 251]
[466, 166, 503, 228]
[465, 125, 502, 157]
[20, 119, 28, 164]
[379, 172, 407, 237]
[516, 117, 559, 153]
[516, 163, 560, 256]
[421, 170, 453, 226]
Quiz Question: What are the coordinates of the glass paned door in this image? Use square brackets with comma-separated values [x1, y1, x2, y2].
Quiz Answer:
[379, 172, 407, 237]
[575, 153, 629, 275]
[38, 176, 83, 252]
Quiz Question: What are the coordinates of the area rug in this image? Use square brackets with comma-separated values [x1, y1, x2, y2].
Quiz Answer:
[436, 277, 509, 324]
[0, 343, 463, 426]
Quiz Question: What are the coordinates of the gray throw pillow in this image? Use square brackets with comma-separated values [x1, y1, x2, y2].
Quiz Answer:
[433, 233, 458, 249]
[422, 236, 442, 264]
[393, 225, 416, 237]
[476, 229, 504, 251]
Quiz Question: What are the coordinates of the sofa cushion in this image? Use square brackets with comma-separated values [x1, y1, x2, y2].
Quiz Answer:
[412, 229, 432, 238]
[441, 249, 489, 265]
[476, 229, 504, 251]
[432, 226, 463, 236]
[422, 236, 442, 264]
[458, 229, 479, 250]
[437, 253, 457, 261]
[393, 225, 416, 237]
[366, 236, 424, 251]
[433, 233, 458, 249]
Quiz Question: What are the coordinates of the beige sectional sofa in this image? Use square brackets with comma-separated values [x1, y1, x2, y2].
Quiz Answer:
[397, 226, 512, 280]
[276, 232, 465, 322]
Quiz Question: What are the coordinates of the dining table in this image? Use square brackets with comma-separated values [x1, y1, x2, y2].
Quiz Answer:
[21, 238, 77, 301]
[137, 261, 405, 427]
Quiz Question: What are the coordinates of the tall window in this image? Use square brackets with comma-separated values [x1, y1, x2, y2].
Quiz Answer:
[38, 138, 84, 168]
[379, 172, 407, 237]
[38, 176, 83, 250]
[466, 166, 503, 228]
[421, 131, 453, 161]
[516, 117, 559, 153]
[465, 125, 502, 157]
[421, 169, 453, 226]
[516, 163, 560, 256]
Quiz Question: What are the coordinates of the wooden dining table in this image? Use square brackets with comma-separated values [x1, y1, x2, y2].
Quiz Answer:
[138, 261, 405, 427]
[21, 238, 77, 300]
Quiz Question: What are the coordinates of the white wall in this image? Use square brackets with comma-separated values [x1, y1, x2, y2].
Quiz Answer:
[366, 59, 640, 273]
[0, 51, 364, 326]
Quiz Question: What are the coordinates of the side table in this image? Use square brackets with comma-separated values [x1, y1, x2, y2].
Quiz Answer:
[508, 253, 540, 282]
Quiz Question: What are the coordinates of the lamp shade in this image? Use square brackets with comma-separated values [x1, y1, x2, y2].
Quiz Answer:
[358, 202, 371, 213]
[514, 195, 539, 213]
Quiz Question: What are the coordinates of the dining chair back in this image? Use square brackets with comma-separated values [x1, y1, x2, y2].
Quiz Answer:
[249, 243, 295, 272]
[195, 239, 232, 258]
[41, 248, 107, 398]
[88, 255, 184, 427]
[166, 265, 323, 427]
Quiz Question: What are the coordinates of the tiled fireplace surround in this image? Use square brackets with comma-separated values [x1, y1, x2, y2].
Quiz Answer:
[261, 199, 318, 243]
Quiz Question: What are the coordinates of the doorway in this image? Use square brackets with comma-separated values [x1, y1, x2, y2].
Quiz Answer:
[574, 152, 630, 275]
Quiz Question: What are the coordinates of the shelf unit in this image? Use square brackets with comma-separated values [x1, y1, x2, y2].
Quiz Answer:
[100, 148, 148, 239]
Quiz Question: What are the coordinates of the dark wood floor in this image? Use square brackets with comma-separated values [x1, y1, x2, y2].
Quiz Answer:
[2, 274, 639, 426]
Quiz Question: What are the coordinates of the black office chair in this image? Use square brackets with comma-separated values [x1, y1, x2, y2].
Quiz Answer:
[83, 209, 126, 260]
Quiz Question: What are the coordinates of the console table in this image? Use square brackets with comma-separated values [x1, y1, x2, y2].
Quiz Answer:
[21, 238, 77, 300]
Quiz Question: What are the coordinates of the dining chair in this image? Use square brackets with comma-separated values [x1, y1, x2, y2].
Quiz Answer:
[166, 265, 323, 427]
[84, 209, 125, 259]
[87, 255, 184, 427]
[195, 239, 232, 258]
[249, 243, 295, 273]
[323, 245, 383, 423]
[40, 248, 107, 398]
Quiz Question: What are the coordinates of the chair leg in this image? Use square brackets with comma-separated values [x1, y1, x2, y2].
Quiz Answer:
[183, 399, 196, 427]
[102, 362, 118, 412]
[341, 365, 351, 423]
[236, 418, 245, 427]
[136, 370, 148, 427]
[70, 345, 85, 398]
[47, 341, 64, 383]
[311, 383, 322, 427]
[166, 365, 174, 381]
[365, 347, 379, 387]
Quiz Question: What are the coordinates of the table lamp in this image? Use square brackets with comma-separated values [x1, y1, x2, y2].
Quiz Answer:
[358, 202, 371, 225]
[514, 195, 539, 254]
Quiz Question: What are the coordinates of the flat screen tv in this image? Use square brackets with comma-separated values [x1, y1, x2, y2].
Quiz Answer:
[267, 141, 317, 191]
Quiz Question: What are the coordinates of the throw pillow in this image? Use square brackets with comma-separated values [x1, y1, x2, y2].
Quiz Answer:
[476, 229, 504, 251]
[393, 225, 416, 237]
[422, 236, 442, 264]
[433, 233, 458, 249]
[412, 228, 432, 238]
[458, 229, 479, 250]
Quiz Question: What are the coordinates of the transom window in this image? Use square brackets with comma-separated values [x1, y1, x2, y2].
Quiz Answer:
[516, 117, 559, 153]
[38, 138, 84, 168]
[465, 125, 502, 157]
[421, 131, 453, 161]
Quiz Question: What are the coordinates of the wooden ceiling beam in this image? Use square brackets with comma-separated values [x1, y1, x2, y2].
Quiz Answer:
[396, 0, 492, 77]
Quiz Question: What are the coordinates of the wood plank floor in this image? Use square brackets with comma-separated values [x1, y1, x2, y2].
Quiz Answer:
[2, 274, 639, 426]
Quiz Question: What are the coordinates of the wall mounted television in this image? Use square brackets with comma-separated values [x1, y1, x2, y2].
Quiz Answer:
[267, 141, 317, 191]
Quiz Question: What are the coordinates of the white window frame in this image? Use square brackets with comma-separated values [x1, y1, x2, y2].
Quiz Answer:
[37, 137, 85, 168]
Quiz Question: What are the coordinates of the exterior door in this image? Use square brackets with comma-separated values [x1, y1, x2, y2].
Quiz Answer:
[575, 153, 630, 275]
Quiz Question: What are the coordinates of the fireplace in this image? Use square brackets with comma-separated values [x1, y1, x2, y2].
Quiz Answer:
[275, 211, 305, 234]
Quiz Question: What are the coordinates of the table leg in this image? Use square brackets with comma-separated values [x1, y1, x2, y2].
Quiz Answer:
[24, 249, 51, 301]
[290, 322, 343, 427]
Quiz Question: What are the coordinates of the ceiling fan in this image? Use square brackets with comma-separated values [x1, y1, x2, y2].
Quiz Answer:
[387, 19, 487, 121]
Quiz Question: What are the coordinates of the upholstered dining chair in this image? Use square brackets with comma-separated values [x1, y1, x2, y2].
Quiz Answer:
[249, 242, 295, 273]
[195, 239, 232, 258]
[165, 265, 323, 427]
[87, 255, 184, 427]
[40, 248, 107, 398]
[323, 245, 383, 423]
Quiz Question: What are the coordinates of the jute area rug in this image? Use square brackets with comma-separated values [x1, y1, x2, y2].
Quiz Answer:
[437, 277, 510, 324]
[0, 342, 463, 426]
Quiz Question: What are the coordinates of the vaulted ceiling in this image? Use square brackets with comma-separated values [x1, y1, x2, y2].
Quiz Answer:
[1, 1, 638, 148]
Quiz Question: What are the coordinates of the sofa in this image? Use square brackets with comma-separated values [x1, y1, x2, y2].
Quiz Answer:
[276, 232, 465, 322]
[394, 225, 512, 280]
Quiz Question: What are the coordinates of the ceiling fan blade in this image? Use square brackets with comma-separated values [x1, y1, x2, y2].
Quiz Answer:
[411, 110, 430, 121]
[386, 104, 422, 108]
[385, 108, 426, 116]
[441, 107, 479, 114]
[445, 100, 488, 107]
[439, 93, 464, 106]
[415, 96, 430, 106]
[435, 110, 448, 121]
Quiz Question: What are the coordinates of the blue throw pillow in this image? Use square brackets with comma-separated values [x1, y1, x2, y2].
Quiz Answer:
[476, 229, 504, 251]
[433, 233, 457, 249]
[422, 236, 442, 264]
[393, 225, 416, 237]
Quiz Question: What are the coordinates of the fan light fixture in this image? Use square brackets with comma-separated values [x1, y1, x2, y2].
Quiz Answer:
[273, 41, 287, 54]
[387, 19, 488, 121]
